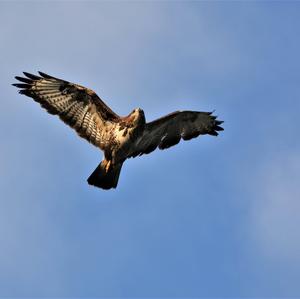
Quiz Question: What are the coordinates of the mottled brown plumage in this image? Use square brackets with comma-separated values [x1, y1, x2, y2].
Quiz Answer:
[13, 72, 224, 190]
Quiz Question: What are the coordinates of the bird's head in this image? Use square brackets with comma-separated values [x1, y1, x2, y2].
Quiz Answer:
[130, 108, 145, 125]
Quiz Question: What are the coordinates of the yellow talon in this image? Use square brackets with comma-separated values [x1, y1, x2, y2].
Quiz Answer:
[105, 160, 111, 172]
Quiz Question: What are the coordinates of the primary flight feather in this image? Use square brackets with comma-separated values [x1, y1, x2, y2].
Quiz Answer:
[13, 72, 224, 190]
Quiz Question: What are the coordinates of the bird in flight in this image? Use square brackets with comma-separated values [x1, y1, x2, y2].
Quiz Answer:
[13, 72, 224, 190]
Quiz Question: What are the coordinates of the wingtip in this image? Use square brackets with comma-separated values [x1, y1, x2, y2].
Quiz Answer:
[23, 71, 41, 80]
[12, 83, 31, 88]
[19, 89, 31, 96]
[215, 126, 224, 131]
[209, 111, 224, 133]
[38, 71, 52, 78]
[209, 131, 219, 136]
[215, 120, 224, 125]
[23, 71, 30, 77]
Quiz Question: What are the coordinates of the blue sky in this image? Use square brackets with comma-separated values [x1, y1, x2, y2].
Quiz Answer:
[1, 1, 300, 297]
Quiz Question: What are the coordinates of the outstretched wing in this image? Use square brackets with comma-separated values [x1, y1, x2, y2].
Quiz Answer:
[13, 72, 120, 149]
[129, 111, 223, 157]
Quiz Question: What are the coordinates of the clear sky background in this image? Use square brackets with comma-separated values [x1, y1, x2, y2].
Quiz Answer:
[0, 1, 300, 297]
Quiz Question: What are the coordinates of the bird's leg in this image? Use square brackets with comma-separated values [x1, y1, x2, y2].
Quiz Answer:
[105, 160, 111, 173]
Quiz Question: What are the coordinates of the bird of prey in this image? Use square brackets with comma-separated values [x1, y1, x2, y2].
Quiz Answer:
[13, 72, 224, 190]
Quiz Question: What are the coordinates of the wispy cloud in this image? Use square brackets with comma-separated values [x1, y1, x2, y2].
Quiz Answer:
[249, 151, 300, 262]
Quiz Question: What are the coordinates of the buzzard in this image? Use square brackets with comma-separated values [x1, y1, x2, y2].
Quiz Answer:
[13, 72, 224, 190]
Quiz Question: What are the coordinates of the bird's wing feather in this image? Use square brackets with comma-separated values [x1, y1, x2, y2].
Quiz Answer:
[13, 72, 120, 149]
[129, 111, 223, 157]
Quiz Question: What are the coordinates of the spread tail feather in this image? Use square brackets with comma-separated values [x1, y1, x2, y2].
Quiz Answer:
[87, 160, 123, 190]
